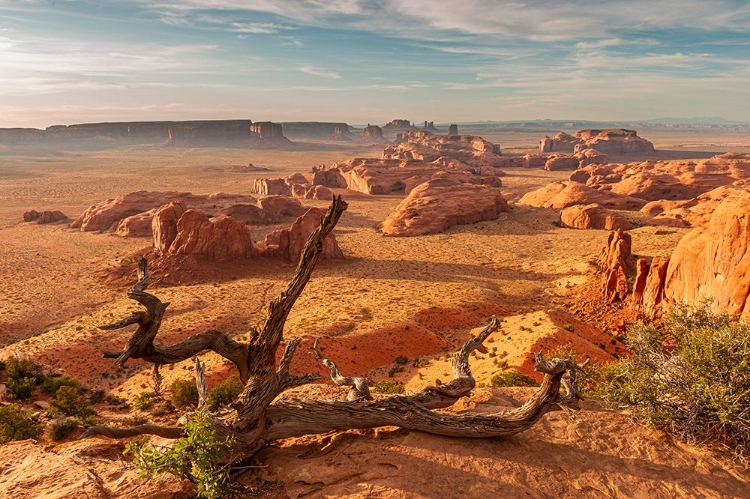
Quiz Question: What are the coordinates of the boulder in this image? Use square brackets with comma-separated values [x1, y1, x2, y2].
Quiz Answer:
[256, 195, 307, 220]
[265, 208, 343, 262]
[560, 204, 633, 231]
[379, 178, 510, 237]
[23, 210, 40, 222]
[23, 210, 67, 224]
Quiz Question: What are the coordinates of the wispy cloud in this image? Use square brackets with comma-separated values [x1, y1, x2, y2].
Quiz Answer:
[299, 65, 341, 79]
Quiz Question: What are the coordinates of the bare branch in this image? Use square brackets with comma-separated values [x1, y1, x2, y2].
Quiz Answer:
[311, 338, 372, 401]
[195, 357, 209, 411]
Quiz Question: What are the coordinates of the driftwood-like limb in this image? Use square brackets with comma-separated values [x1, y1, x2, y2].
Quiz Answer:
[311, 338, 372, 401]
[195, 357, 209, 411]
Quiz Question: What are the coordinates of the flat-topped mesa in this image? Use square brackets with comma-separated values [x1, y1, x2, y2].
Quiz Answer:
[279, 122, 352, 139]
[383, 130, 503, 169]
[362, 124, 387, 143]
[540, 129, 654, 156]
[383, 119, 415, 130]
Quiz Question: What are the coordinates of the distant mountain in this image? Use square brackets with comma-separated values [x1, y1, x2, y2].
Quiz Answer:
[642, 117, 748, 125]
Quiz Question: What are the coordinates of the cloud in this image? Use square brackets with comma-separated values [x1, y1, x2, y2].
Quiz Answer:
[299, 65, 341, 79]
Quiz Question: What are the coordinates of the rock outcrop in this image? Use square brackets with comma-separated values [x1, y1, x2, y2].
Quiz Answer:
[152, 201, 187, 253]
[560, 204, 633, 231]
[518, 182, 645, 210]
[599, 229, 634, 303]
[23, 210, 67, 224]
[544, 154, 579, 171]
[379, 178, 510, 236]
[383, 119, 414, 130]
[163, 210, 255, 260]
[540, 129, 654, 156]
[265, 208, 343, 262]
[279, 122, 352, 140]
[662, 193, 750, 319]
[383, 130, 503, 169]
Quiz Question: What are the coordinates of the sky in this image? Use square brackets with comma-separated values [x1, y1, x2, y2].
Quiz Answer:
[1, 0, 749, 128]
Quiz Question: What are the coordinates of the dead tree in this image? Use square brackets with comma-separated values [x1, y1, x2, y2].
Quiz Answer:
[84, 195, 586, 462]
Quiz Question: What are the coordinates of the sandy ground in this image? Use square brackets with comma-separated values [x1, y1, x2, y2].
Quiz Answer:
[0, 129, 747, 497]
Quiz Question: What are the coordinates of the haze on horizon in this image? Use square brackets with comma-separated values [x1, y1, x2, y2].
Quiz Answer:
[1, 0, 749, 129]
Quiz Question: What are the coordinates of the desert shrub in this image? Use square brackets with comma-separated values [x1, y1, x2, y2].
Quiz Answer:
[41, 374, 80, 395]
[372, 380, 405, 394]
[170, 379, 199, 409]
[152, 400, 176, 417]
[133, 393, 155, 411]
[6, 357, 44, 400]
[206, 376, 243, 411]
[48, 417, 79, 441]
[387, 366, 404, 377]
[126, 411, 231, 499]
[50, 385, 95, 418]
[593, 305, 750, 460]
[89, 390, 106, 404]
[394, 356, 409, 365]
[491, 370, 537, 387]
[0, 404, 43, 443]
[106, 394, 130, 410]
[412, 357, 430, 368]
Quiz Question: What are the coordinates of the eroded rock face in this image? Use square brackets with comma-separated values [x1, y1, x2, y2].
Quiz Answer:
[72, 191, 258, 232]
[663, 193, 750, 319]
[152, 201, 187, 254]
[573, 129, 655, 155]
[264, 208, 343, 262]
[165, 210, 255, 260]
[544, 154, 580, 171]
[540, 132, 583, 153]
[383, 130, 502, 169]
[518, 182, 645, 210]
[379, 178, 510, 236]
[600, 229, 634, 274]
[560, 204, 633, 231]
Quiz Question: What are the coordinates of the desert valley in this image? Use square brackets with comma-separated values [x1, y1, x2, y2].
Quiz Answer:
[0, 118, 749, 497]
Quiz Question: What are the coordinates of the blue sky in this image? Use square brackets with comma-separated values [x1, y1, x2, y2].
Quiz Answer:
[1, 0, 749, 128]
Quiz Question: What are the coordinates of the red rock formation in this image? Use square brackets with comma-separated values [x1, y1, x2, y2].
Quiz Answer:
[379, 178, 510, 237]
[600, 229, 634, 273]
[383, 131, 502, 169]
[663, 193, 750, 319]
[264, 208, 343, 262]
[167, 210, 255, 260]
[573, 129, 655, 155]
[518, 182, 645, 210]
[363, 125, 383, 139]
[448, 124, 459, 136]
[642, 257, 669, 318]
[23, 210, 67, 224]
[560, 204, 633, 231]
[575, 148, 608, 167]
[114, 208, 159, 236]
[544, 154, 579, 171]
[539, 132, 583, 153]
[383, 119, 414, 130]
[152, 201, 187, 253]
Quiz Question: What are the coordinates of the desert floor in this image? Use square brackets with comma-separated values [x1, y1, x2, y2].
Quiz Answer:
[0, 128, 748, 497]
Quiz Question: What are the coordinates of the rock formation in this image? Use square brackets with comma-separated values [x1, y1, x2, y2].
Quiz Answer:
[448, 124, 459, 136]
[599, 229, 634, 303]
[383, 131, 502, 169]
[152, 201, 187, 253]
[379, 178, 510, 236]
[662, 192, 750, 319]
[362, 124, 385, 142]
[544, 154, 580, 171]
[279, 122, 352, 140]
[265, 208, 343, 262]
[383, 119, 414, 130]
[560, 204, 633, 231]
[23, 210, 67, 224]
[518, 182, 645, 210]
[162, 210, 255, 260]
[540, 129, 654, 156]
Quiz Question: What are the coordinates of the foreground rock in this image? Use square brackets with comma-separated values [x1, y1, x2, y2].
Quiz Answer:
[164, 210, 256, 260]
[0, 440, 189, 498]
[663, 192, 750, 319]
[379, 178, 510, 236]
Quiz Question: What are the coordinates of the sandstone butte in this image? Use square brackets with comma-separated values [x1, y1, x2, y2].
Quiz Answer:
[379, 178, 510, 236]
[517, 181, 645, 210]
[540, 128, 655, 155]
[265, 207, 343, 262]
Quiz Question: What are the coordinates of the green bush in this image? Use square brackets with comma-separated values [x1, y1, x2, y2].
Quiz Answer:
[50, 385, 95, 418]
[41, 374, 80, 395]
[593, 305, 750, 459]
[133, 393, 155, 411]
[0, 404, 43, 443]
[48, 417, 79, 441]
[394, 356, 409, 365]
[6, 357, 44, 400]
[372, 380, 405, 394]
[170, 379, 199, 409]
[126, 411, 231, 499]
[206, 376, 243, 411]
[490, 370, 538, 387]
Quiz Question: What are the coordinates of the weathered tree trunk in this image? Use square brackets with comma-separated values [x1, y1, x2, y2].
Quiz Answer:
[84, 195, 586, 463]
